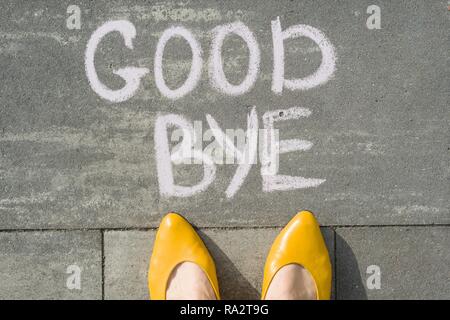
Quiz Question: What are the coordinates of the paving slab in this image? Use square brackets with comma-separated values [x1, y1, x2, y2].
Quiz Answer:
[104, 227, 335, 299]
[0, 231, 102, 299]
[336, 226, 450, 300]
[0, 0, 448, 229]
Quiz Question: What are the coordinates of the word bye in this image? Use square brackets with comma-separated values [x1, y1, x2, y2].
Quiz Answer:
[155, 107, 325, 198]
[85, 18, 337, 102]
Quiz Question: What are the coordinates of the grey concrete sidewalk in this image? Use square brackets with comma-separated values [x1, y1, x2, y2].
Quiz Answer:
[0, 0, 448, 299]
[0, 226, 448, 299]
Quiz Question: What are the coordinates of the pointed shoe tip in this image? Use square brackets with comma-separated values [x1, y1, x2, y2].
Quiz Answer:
[293, 210, 320, 226]
[160, 212, 191, 228]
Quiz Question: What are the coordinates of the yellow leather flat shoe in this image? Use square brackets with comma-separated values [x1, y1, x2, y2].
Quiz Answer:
[148, 212, 220, 300]
[261, 211, 332, 300]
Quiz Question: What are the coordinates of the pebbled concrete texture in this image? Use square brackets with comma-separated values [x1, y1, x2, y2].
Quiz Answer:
[0, 0, 448, 300]
[0, 0, 448, 229]
[336, 227, 450, 300]
[104, 230, 152, 300]
[0, 231, 102, 300]
[104, 228, 335, 300]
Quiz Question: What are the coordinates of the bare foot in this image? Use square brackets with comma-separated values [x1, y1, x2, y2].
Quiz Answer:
[265, 264, 317, 300]
[166, 262, 217, 300]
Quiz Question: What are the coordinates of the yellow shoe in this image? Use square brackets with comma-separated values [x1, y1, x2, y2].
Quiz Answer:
[261, 211, 332, 300]
[148, 212, 220, 300]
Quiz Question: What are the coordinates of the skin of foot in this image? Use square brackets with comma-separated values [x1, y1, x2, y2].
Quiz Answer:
[265, 264, 318, 300]
[166, 262, 217, 300]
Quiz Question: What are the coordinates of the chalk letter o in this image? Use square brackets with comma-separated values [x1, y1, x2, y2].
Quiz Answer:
[209, 22, 260, 96]
[154, 27, 203, 100]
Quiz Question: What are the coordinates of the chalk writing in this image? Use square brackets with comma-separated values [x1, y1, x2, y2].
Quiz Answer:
[84, 17, 336, 198]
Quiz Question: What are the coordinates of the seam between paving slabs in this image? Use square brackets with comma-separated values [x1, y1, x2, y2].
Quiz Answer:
[101, 229, 105, 300]
[333, 227, 338, 299]
[0, 224, 449, 233]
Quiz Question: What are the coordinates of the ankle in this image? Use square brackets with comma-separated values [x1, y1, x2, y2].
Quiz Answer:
[166, 262, 216, 300]
[265, 264, 317, 300]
